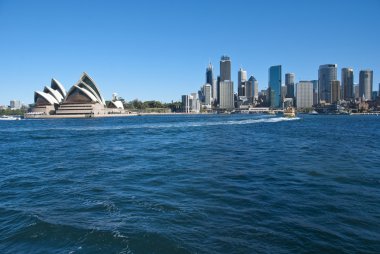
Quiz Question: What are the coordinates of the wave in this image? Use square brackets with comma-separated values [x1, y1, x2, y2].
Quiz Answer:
[3, 116, 300, 133]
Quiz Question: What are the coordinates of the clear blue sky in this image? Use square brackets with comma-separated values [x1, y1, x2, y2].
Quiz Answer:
[0, 0, 379, 105]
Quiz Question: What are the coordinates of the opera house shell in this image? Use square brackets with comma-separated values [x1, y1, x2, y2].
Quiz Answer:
[29, 72, 124, 117]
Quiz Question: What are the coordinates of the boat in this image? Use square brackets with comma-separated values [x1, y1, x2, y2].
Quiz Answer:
[283, 107, 296, 118]
[309, 110, 318, 115]
[0, 115, 22, 120]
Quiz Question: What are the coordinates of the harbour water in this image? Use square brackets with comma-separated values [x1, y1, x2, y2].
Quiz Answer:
[0, 114, 379, 253]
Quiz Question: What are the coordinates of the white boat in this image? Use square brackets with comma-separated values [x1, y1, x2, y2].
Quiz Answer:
[0, 115, 22, 120]
[309, 110, 318, 115]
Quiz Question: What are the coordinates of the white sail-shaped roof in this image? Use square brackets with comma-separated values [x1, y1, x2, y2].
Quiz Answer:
[51, 78, 67, 98]
[65, 85, 100, 104]
[80, 72, 106, 105]
[34, 91, 59, 105]
[43, 86, 64, 102]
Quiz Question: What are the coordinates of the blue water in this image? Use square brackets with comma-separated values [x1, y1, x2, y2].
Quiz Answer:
[1, 114, 380, 253]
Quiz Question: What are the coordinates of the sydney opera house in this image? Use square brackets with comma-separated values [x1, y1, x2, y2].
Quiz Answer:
[27, 72, 125, 118]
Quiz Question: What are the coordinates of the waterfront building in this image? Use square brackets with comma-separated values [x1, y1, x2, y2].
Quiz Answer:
[269, 65, 282, 108]
[182, 95, 190, 113]
[341, 68, 354, 100]
[220, 56, 231, 81]
[253, 77, 259, 100]
[203, 84, 212, 108]
[331, 80, 341, 104]
[318, 64, 337, 103]
[359, 69, 373, 100]
[354, 84, 359, 100]
[296, 81, 313, 109]
[29, 72, 123, 117]
[219, 81, 234, 109]
[10, 100, 22, 109]
[238, 68, 247, 96]
[285, 73, 295, 98]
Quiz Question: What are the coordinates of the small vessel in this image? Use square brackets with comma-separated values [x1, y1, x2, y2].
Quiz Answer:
[0, 115, 22, 120]
[283, 107, 296, 118]
[309, 110, 318, 115]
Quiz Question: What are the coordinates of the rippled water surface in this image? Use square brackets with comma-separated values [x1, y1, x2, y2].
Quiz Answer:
[1, 114, 380, 253]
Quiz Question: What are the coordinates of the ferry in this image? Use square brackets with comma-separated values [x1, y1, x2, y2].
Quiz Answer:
[283, 107, 296, 118]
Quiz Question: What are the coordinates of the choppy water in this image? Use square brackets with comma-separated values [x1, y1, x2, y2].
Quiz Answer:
[0, 114, 379, 253]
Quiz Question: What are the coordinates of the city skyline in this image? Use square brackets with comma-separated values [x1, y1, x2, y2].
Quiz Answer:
[1, 0, 380, 105]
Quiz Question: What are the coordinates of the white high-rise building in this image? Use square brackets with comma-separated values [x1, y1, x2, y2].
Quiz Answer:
[203, 84, 212, 108]
[10, 100, 22, 109]
[219, 81, 234, 109]
[296, 81, 313, 109]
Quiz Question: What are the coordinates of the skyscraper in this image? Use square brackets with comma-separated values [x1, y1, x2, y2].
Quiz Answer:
[269, 65, 282, 108]
[318, 64, 337, 103]
[206, 62, 216, 100]
[341, 68, 354, 100]
[285, 73, 295, 98]
[354, 84, 359, 99]
[203, 84, 212, 107]
[296, 81, 313, 109]
[311, 80, 318, 105]
[220, 56, 231, 81]
[219, 81, 234, 109]
[246, 76, 258, 102]
[219, 56, 234, 109]
[359, 69, 373, 100]
[238, 68, 247, 96]
[331, 80, 341, 104]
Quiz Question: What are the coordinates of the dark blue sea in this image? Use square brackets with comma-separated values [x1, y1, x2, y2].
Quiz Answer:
[1, 114, 380, 253]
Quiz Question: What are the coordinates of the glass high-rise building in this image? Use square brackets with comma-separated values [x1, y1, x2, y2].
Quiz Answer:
[341, 68, 354, 100]
[206, 62, 217, 101]
[285, 73, 295, 98]
[318, 64, 337, 103]
[269, 65, 282, 108]
[359, 69, 373, 100]
[220, 56, 231, 81]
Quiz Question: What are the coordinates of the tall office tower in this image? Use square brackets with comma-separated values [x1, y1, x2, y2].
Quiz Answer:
[206, 62, 216, 99]
[331, 80, 341, 104]
[359, 69, 373, 100]
[296, 81, 313, 109]
[281, 85, 287, 102]
[354, 84, 359, 99]
[318, 64, 337, 103]
[285, 73, 295, 98]
[341, 68, 354, 100]
[203, 84, 212, 107]
[252, 76, 259, 100]
[238, 68, 247, 96]
[269, 65, 282, 108]
[220, 56, 231, 81]
[182, 95, 190, 113]
[246, 79, 253, 101]
[219, 81, 234, 109]
[216, 76, 221, 104]
[311, 80, 318, 105]
[378, 83, 380, 97]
